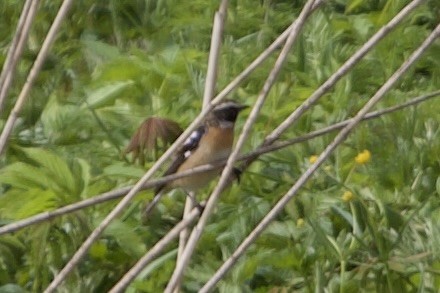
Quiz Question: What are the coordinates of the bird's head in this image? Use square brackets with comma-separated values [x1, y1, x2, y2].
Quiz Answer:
[207, 100, 248, 127]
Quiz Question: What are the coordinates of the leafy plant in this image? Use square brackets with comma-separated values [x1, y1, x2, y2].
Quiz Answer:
[0, 0, 439, 292]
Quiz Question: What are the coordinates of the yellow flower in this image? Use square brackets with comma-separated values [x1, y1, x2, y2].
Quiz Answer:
[309, 155, 318, 163]
[297, 218, 305, 227]
[342, 191, 354, 202]
[355, 150, 371, 164]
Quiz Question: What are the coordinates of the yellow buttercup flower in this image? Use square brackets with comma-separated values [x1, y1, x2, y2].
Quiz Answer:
[355, 150, 371, 164]
[342, 191, 354, 202]
[309, 155, 318, 164]
[297, 218, 305, 227]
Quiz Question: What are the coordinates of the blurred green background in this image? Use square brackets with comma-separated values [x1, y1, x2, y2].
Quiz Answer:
[0, 0, 439, 292]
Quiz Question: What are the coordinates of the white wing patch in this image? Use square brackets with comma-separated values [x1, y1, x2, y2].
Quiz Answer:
[184, 131, 199, 145]
[181, 127, 205, 158]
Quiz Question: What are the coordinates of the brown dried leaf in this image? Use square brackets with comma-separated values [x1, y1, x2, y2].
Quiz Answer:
[124, 117, 183, 164]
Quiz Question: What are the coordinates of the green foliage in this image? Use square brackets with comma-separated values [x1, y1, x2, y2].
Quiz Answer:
[1, 0, 439, 292]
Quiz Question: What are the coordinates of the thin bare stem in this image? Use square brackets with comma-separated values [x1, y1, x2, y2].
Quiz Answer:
[202, 0, 228, 109]
[174, 197, 193, 293]
[109, 206, 202, 293]
[143, 190, 169, 219]
[44, 121, 208, 291]
[200, 23, 440, 292]
[0, 0, 31, 88]
[0, 0, 38, 113]
[239, 0, 424, 171]
[211, 0, 323, 105]
[44, 91, 219, 292]
[44, 2, 328, 283]
[43, 90, 223, 291]
[0, 0, 73, 155]
[165, 1, 317, 291]
[44, 0, 326, 290]
[178, 2, 228, 291]
[3, 0, 322, 237]
[0, 90, 437, 236]
[177, 197, 194, 259]
[263, 0, 424, 146]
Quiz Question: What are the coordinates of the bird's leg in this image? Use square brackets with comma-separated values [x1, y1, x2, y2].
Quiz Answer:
[232, 167, 242, 183]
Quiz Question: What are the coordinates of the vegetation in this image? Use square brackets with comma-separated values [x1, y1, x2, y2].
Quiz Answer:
[0, 0, 439, 292]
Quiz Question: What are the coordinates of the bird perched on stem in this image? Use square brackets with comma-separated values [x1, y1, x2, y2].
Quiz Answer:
[125, 100, 248, 218]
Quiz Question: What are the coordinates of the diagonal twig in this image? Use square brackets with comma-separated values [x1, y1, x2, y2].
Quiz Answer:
[0, 0, 39, 113]
[1, 0, 419, 236]
[43, 2, 327, 288]
[0, 0, 73, 155]
[0, 89, 437, 236]
[207, 0, 324, 108]
[200, 23, 440, 292]
[165, 0, 318, 291]
[109, 205, 202, 293]
[133, 0, 325, 225]
[177, 1, 229, 292]
[40, 92, 439, 293]
[239, 0, 425, 171]
[202, 0, 228, 109]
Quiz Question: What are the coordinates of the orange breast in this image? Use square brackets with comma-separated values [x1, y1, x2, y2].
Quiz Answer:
[170, 127, 234, 192]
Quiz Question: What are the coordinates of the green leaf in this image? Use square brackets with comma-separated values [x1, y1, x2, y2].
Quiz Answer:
[40, 94, 91, 144]
[346, 0, 365, 13]
[0, 189, 57, 219]
[0, 235, 25, 273]
[384, 204, 404, 230]
[436, 176, 440, 196]
[89, 242, 108, 260]
[0, 284, 27, 293]
[82, 39, 121, 64]
[128, 249, 177, 293]
[0, 235, 26, 252]
[97, 57, 148, 82]
[103, 162, 145, 178]
[331, 205, 354, 227]
[0, 162, 51, 190]
[75, 158, 91, 196]
[84, 80, 134, 109]
[264, 221, 295, 238]
[103, 219, 146, 258]
[20, 147, 77, 196]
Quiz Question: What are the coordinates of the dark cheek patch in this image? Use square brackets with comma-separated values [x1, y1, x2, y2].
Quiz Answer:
[214, 109, 239, 122]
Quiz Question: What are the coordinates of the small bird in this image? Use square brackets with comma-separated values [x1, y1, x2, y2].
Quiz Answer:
[142, 100, 247, 216]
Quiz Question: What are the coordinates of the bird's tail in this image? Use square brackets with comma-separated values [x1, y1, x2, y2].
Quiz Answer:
[141, 189, 166, 222]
